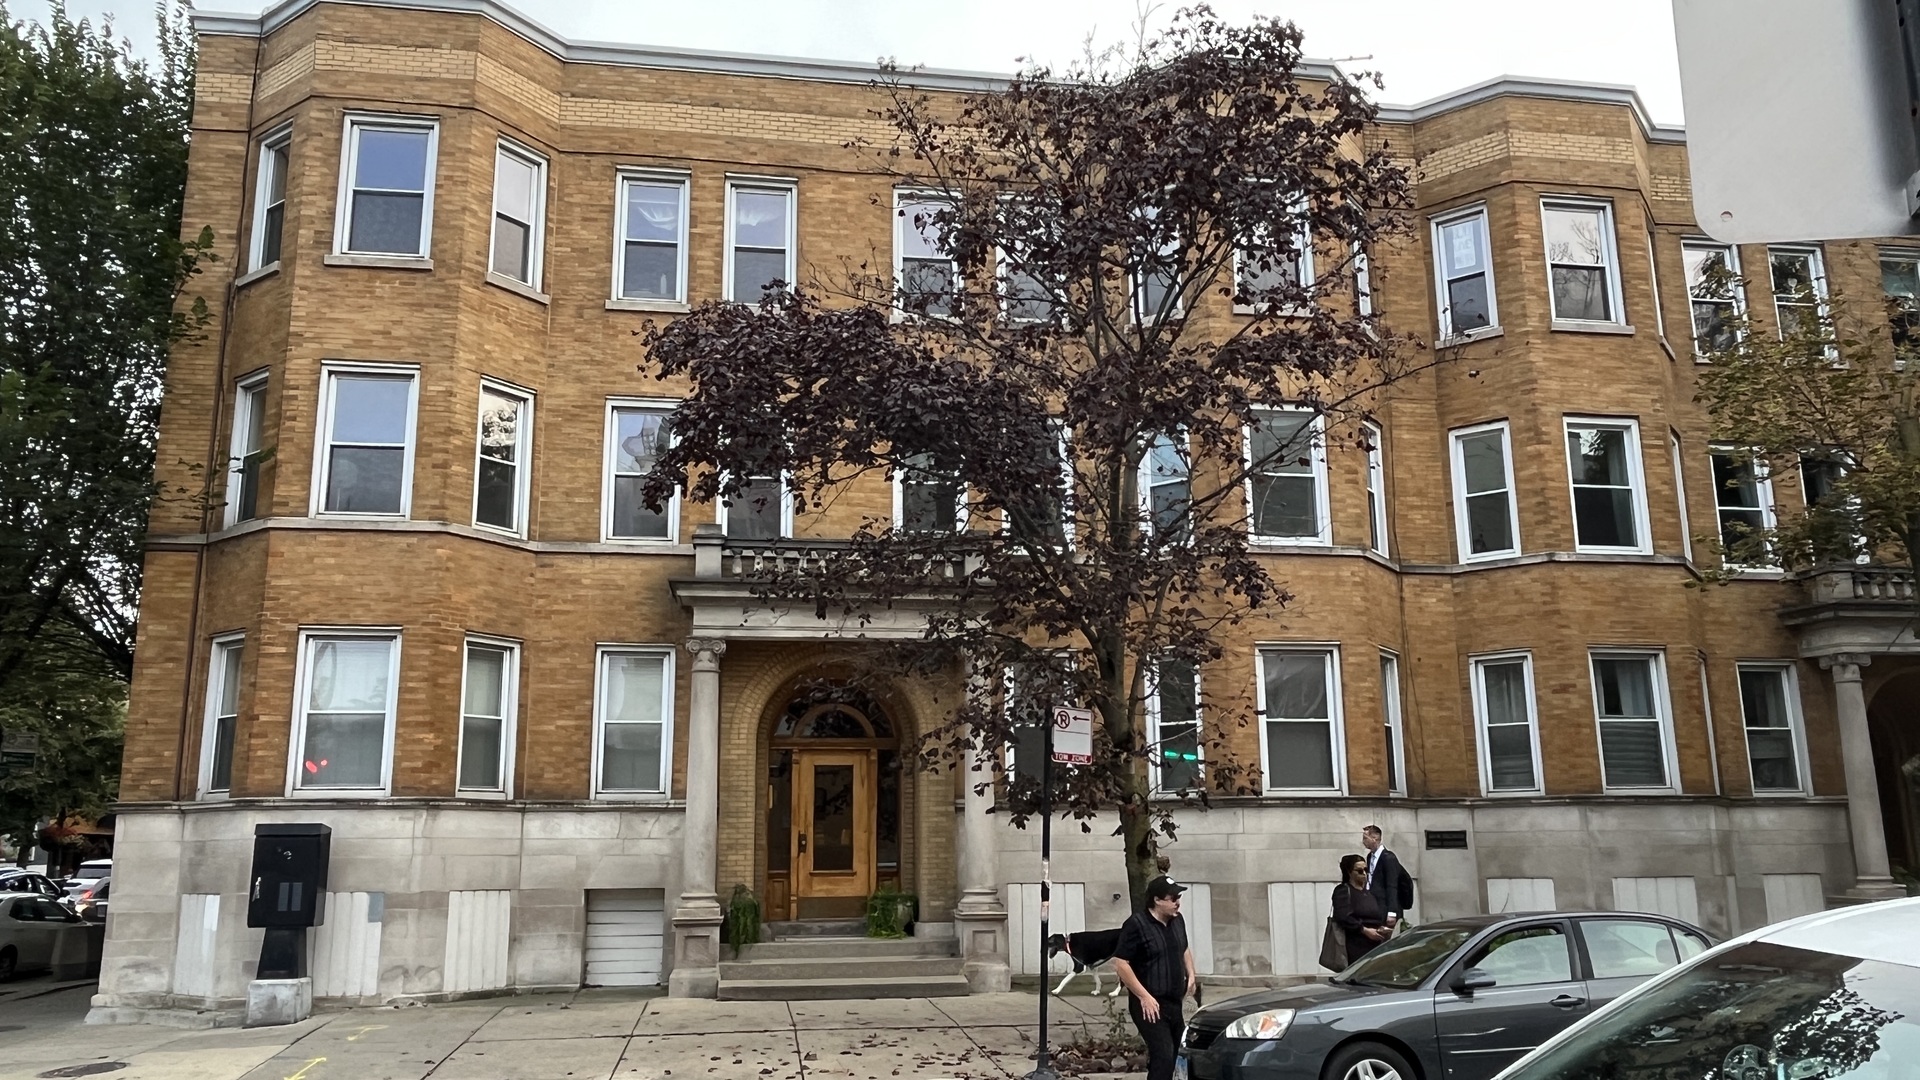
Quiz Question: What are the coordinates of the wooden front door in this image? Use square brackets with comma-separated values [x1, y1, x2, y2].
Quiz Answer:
[791, 749, 874, 909]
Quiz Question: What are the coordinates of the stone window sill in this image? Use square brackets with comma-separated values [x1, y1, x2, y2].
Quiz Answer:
[487, 272, 549, 305]
[234, 263, 280, 289]
[1438, 326, 1505, 347]
[324, 253, 434, 271]
[1551, 320, 1635, 335]
[607, 298, 691, 314]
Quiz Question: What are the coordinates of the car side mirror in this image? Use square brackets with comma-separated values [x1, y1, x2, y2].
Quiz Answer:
[1451, 968, 1497, 995]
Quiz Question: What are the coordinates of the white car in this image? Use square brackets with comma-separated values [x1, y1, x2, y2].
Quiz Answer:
[62, 859, 110, 899]
[0, 893, 87, 980]
[1494, 896, 1920, 1080]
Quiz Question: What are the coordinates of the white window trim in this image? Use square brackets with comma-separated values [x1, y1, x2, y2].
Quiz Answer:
[1682, 239, 1747, 360]
[1588, 650, 1679, 794]
[1767, 244, 1831, 340]
[892, 457, 968, 532]
[1540, 196, 1628, 328]
[286, 627, 402, 799]
[224, 370, 269, 529]
[1646, 229, 1668, 343]
[487, 137, 548, 291]
[1430, 203, 1500, 341]
[1244, 408, 1331, 547]
[612, 168, 691, 306]
[715, 472, 795, 539]
[723, 176, 798, 304]
[248, 124, 293, 273]
[1354, 243, 1375, 318]
[1140, 429, 1192, 543]
[332, 112, 440, 258]
[1563, 416, 1651, 555]
[1381, 649, 1406, 797]
[1131, 206, 1185, 324]
[601, 398, 681, 545]
[1708, 444, 1780, 572]
[198, 633, 245, 800]
[1364, 421, 1389, 557]
[1000, 429, 1076, 547]
[1471, 650, 1543, 797]
[309, 362, 421, 519]
[1670, 431, 1693, 564]
[1232, 196, 1314, 316]
[1450, 420, 1522, 563]
[892, 188, 959, 321]
[1736, 661, 1810, 797]
[592, 645, 677, 801]
[472, 379, 535, 538]
[1254, 644, 1346, 796]
[1147, 659, 1203, 796]
[456, 635, 519, 798]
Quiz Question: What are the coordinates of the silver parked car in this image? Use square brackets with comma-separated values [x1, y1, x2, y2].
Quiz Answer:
[0, 893, 87, 979]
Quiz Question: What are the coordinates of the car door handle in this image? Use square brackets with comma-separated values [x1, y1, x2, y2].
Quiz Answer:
[1550, 995, 1586, 1009]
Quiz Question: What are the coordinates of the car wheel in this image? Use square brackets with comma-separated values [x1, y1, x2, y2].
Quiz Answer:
[1323, 1040, 1416, 1080]
[0, 946, 16, 981]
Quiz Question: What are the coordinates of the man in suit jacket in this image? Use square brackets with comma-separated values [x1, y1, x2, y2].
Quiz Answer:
[1362, 824, 1414, 927]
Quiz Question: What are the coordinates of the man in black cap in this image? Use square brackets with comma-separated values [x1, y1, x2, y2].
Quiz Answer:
[1110, 875, 1197, 1080]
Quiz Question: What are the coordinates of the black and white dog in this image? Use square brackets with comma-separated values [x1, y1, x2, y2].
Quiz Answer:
[1045, 927, 1124, 996]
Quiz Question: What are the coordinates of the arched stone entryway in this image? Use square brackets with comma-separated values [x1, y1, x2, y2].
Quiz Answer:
[1867, 669, 1920, 884]
[763, 687, 906, 920]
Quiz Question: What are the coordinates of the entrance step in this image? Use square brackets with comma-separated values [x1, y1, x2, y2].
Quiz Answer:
[719, 973, 972, 1000]
[765, 918, 867, 937]
[720, 954, 963, 984]
[738, 937, 953, 961]
[718, 926, 965, 1000]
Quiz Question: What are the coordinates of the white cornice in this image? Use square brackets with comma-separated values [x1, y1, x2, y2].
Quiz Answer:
[1375, 74, 1687, 144]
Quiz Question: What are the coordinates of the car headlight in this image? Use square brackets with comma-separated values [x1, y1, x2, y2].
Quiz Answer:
[1223, 1008, 1296, 1041]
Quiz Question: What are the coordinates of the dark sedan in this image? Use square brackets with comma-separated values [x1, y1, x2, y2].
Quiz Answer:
[1181, 911, 1712, 1080]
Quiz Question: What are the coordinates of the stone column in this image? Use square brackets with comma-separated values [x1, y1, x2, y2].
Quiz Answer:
[1822, 654, 1904, 900]
[953, 726, 1012, 992]
[669, 637, 727, 997]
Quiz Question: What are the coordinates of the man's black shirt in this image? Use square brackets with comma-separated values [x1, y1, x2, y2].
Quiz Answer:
[1112, 909, 1189, 998]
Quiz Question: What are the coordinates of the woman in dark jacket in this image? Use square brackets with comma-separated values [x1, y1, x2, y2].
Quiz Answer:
[1332, 853, 1390, 962]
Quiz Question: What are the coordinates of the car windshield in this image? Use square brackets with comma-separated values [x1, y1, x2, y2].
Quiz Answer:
[76, 862, 110, 877]
[1502, 941, 1920, 1080]
[1337, 925, 1474, 989]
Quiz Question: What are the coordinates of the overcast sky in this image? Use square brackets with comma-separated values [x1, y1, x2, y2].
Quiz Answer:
[8, 0, 1686, 125]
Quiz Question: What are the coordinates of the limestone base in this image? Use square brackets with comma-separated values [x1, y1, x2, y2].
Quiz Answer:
[245, 978, 313, 1027]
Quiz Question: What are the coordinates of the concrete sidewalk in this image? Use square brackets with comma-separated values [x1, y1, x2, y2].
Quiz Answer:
[0, 984, 1146, 1080]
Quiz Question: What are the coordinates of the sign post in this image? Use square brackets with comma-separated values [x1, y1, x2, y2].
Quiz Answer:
[1029, 705, 1093, 1080]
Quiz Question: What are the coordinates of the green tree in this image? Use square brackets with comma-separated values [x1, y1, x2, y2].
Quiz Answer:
[0, 622, 123, 866]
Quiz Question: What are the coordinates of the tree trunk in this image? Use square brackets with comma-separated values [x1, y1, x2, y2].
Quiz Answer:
[1117, 771, 1157, 910]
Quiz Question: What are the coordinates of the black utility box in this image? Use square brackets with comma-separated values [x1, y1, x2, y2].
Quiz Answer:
[247, 823, 331, 929]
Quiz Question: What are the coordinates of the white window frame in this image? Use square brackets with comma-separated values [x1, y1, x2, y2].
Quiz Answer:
[1563, 417, 1651, 555]
[1450, 420, 1522, 562]
[1000, 428, 1075, 548]
[1131, 206, 1184, 324]
[456, 635, 519, 798]
[1430, 204, 1499, 340]
[893, 189, 959, 320]
[1472, 651, 1543, 796]
[1364, 421, 1389, 557]
[332, 112, 439, 258]
[1381, 650, 1406, 797]
[1232, 195, 1314, 315]
[287, 628, 402, 799]
[1588, 650, 1679, 794]
[592, 645, 676, 800]
[1147, 658, 1203, 795]
[1708, 444, 1778, 570]
[487, 138, 548, 291]
[198, 633, 245, 800]
[723, 176, 797, 304]
[612, 169, 691, 306]
[1682, 239, 1746, 359]
[602, 399, 680, 544]
[472, 379, 534, 538]
[225, 371, 270, 528]
[248, 124, 292, 272]
[1736, 662, 1810, 796]
[1670, 431, 1693, 564]
[716, 471, 794, 539]
[1646, 229, 1667, 342]
[1254, 645, 1346, 796]
[1540, 197, 1627, 327]
[1244, 408, 1331, 546]
[310, 362, 420, 519]
[1767, 245, 1830, 341]
[892, 454, 967, 533]
[1140, 429, 1192, 544]
[1354, 243, 1375, 318]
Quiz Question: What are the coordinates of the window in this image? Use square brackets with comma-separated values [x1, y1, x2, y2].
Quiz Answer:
[1464, 924, 1573, 985]
[895, 452, 963, 533]
[895, 193, 956, 317]
[458, 639, 516, 794]
[473, 383, 531, 535]
[1541, 199, 1624, 324]
[1738, 664, 1805, 793]
[1670, 432, 1693, 563]
[1431, 205, 1497, 338]
[1246, 409, 1328, 543]
[604, 403, 676, 542]
[1881, 250, 1920, 349]
[1002, 427, 1073, 548]
[1564, 418, 1649, 553]
[726, 179, 795, 303]
[1353, 244, 1374, 318]
[1364, 422, 1388, 556]
[1257, 647, 1343, 793]
[1132, 206, 1182, 322]
[595, 648, 674, 797]
[334, 115, 437, 257]
[226, 373, 269, 527]
[721, 473, 790, 539]
[314, 366, 418, 517]
[1767, 246, 1828, 340]
[1451, 421, 1520, 561]
[200, 635, 243, 797]
[1143, 431, 1191, 542]
[249, 127, 291, 271]
[1381, 651, 1406, 796]
[615, 173, 689, 303]
[1709, 447, 1776, 566]
[1234, 201, 1313, 314]
[488, 140, 546, 288]
[291, 631, 399, 795]
[1590, 652, 1674, 791]
[1798, 452, 1865, 561]
[1149, 659, 1201, 793]
[1473, 653, 1540, 794]
[1682, 241, 1744, 356]
[1581, 919, 1686, 980]
[1645, 230, 1666, 341]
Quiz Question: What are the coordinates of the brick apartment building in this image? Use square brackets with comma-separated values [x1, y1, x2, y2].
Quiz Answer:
[92, 0, 1920, 1015]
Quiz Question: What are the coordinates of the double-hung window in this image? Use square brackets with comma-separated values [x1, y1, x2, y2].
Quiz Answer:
[720, 473, 790, 540]
[603, 402, 676, 542]
[1472, 652, 1540, 794]
[1589, 652, 1675, 792]
[1381, 651, 1406, 796]
[248, 126, 291, 272]
[473, 382, 532, 536]
[1132, 207, 1182, 323]
[1541, 198, 1625, 325]
[1881, 250, 1920, 350]
[1451, 421, 1520, 561]
[1768, 246, 1829, 340]
[1257, 647, 1343, 793]
[895, 193, 957, 318]
[334, 114, 438, 258]
[1645, 229, 1667, 341]
[290, 630, 400, 796]
[1799, 452, 1865, 561]
[1738, 664, 1806, 794]
[200, 635, 244, 798]
[1431, 205, 1497, 338]
[1143, 431, 1191, 543]
[458, 638, 517, 795]
[1709, 446, 1776, 567]
[313, 365, 418, 517]
[1246, 409, 1328, 544]
[1002, 427, 1073, 548]
[726, 178, 795, 303]
[1682, 241, 1744, 356]
[488, 140, 547, 290]
[1149, 659, 1201, 793]
[595, 648, 674, 798]
[895, 452, 964, 533]
[1234, 199, 1313, 314]
[615, 172, 689, 304]
[226, 373, 269, 527]
[1564, 418, 1649, 553]
[1364, 421, 1389, 556]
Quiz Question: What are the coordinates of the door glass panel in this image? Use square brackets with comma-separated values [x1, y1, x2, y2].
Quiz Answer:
[1582, 919, 1680, 979]
[1466, 925, 1573, 985]
[878, 750, 900, 870]
[810, 763, 855, 872]
[767, 749, 792, 873]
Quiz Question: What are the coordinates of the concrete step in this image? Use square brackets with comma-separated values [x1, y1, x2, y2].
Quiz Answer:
[717, 973, 973, 1000]
[738, 937, 953, 961]
[765, 918, 866, 937]
[719, 955, 964, 983]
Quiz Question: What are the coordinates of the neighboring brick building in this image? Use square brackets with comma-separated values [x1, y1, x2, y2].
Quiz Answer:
[92, 0, 1920, 1015]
